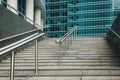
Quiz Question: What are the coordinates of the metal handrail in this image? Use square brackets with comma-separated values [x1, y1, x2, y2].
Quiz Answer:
[0, 32, 45, 80]
[107, 27, 120, 39]
[0, 25, 51, 42]
[56, 26, 78, 43]
[0, 29, 40, 42]
[0, 33, 39, 52]
[56, 26, 78, 65]
[0, 33, 45, 55]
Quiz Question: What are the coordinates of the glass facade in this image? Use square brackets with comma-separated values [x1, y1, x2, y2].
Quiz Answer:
[1, 0, 7, 7]
[114, 0, 120, 19]
[67, 0, 113, 36]
[1, 0, 26, 18]
[45, 0, 67, 37]
[18, 0, 26, 18]
[45, 0, 114, 37]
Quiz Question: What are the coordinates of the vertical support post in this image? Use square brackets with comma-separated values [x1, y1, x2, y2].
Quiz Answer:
[10, 51, 15, 80]
[76, 27, 78, 37]
[73, 31, 74, 41]
[68, 37, 69, 49]
[35, 39, 38, 75]
[65, 39, 67, 53]
[70, 35, 72, 45]
[0, 0, 1, 4]
[58, 43, 61, 65]
[106, 27, 108, 33]
[72, 33, 73, 45]
[75, 29, 76, 38]
[74, 30, 76, 40]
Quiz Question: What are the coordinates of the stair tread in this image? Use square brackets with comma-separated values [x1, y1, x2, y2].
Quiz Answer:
[0, 37, 120, 79]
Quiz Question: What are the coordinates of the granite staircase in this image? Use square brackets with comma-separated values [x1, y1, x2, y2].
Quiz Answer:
[0, 38, 120, 80]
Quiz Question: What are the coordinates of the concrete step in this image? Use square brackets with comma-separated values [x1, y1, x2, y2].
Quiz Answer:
[15, 53, 120, 56]
[16, 52, 58, 55]
[25, 48, 58, 51]
[1, 62, 120, 67]
[19, 51, 57, 53]
[1, 70, 120, 76]
[1, 69, 120, 77]
[71, 45, 108, 48]
[14, 56, 120, 60]
[3, 59, 120, 63]
[0, 77, 26, 80]
[26, 77, 81, 80]
[4, 75, 120, 80]
[0, 37, 120, 80]
[25, 76, 120, 80]
[1, 65, 120, 70]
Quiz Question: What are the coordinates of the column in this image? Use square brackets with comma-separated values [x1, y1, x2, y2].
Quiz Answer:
[0, 0, 1, 4]
[41, 18, 44, 25]
[41, 18, 44, 30]
[26, 0, 34, 24]
[35, 8, 42, 29]
[7, 0, 18, 14]
[112, 0, 114, 11]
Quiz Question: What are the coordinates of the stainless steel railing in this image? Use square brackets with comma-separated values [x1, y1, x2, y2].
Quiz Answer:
[56, 26, 78, 65]
[0, 25, 51, 43]
[0, 29, 40, 42]
[0, 33, 45, 80]
[0, 1, 47, 79]
[107, 27, 120, 39]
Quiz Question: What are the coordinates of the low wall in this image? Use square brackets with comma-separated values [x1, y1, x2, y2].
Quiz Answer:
[0, 6, 43, 48]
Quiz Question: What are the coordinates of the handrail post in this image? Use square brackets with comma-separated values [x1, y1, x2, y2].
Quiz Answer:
[70, 35, 72, 45]
[106, 26, 109, 33]
[10, 51, 15, 80]
[58, 42, 62, 65]
[73, 30, 74, 41]
[71, 32, 74, 44]
[76, 27, 78, 37]
[35, 39, 38, 75]
[74, 29, 76, 40]
[65, 39, 67, 53]
[0, 33, 45, 79]
[75, 27, 77, 39]
[56, 26, 79, 65]
[68, 37, 69, 49]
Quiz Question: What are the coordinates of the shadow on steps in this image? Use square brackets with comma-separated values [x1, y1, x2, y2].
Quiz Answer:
[106, 38, 120, 66]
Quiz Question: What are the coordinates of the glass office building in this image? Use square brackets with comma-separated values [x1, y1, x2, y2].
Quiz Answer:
[114, 0, 120, 18]
[45, 0, 114, 37]
[45, 0, 67, 37]
[68, 0, 113, 36]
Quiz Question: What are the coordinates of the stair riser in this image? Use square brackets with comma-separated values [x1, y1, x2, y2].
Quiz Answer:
[0, 38, 119, 80]
[1, 70, 120, 76]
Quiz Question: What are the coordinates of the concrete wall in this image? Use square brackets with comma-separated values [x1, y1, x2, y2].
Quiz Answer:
[0, 0, 45, 29]
[0, 6, 37, 39]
